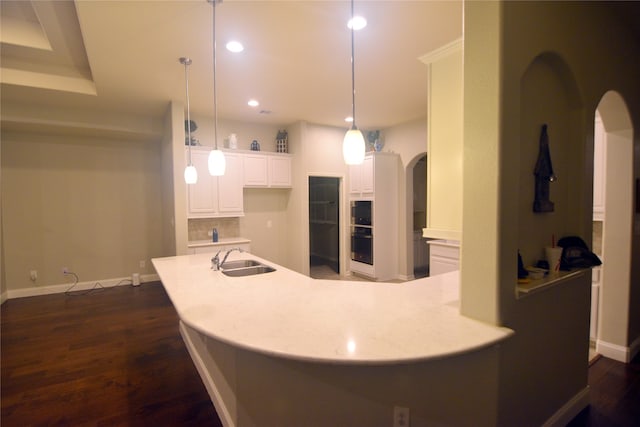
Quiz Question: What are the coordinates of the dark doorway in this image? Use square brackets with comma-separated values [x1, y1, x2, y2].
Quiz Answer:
[309, 177, 340, 277]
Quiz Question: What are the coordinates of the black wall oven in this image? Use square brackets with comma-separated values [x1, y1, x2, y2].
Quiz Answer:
[351, 226, 373, 265]
[351, 200, 372, 226]
[350, 200, 373, 265]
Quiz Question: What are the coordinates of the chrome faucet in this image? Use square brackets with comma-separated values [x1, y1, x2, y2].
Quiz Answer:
[211, 247, 244, 270]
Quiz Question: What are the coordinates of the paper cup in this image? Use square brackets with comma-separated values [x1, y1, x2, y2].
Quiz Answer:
[545, 247, 563, 273]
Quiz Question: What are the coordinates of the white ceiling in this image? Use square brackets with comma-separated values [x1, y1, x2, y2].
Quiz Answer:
[1, 0, 462, 132]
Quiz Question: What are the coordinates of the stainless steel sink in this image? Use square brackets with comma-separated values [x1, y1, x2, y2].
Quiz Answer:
[221, 264, 276, 277]
[221, 259, 261, 269]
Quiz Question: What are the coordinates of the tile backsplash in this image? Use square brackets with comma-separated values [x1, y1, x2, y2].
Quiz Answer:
[189, 218, 240, 241]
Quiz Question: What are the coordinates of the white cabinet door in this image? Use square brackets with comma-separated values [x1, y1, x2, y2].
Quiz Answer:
[187, 149, 218, 215]
[269, 156, 292, 187]
[428, 240, 460, 276]
[187, 147, 243, 218]
[349, 155, 374, 194]
[218, 153, 244, 214]
[243, 153, 292, 188]
[243, 154, 268, 187]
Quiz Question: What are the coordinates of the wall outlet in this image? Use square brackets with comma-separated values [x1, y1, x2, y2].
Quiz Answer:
[30, 270, 38, 281]
[139, 260, 145, 269]
[393, 406, 410, 427]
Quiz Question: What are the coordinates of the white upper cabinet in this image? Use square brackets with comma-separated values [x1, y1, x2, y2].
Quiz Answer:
[242, 154, 269, 187]
[420, 38, 463, 241]
[269, 155, 292, 187]
[349, 155, 374, 195]
[217, 152, 244, 214]
[242, 152, 292, 188]
[186, 147, 244, 218]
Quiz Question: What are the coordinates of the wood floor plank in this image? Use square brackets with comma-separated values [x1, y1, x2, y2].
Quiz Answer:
[1, 282, 221, 426]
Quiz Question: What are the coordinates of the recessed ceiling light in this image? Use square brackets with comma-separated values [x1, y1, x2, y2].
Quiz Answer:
[248, 99, 259, 107]
[347, 16, 367, 31]
[226, 41, 244, 53]
[345, 116, 354, 123]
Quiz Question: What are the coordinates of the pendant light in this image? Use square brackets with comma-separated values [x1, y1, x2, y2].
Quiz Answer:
[181, 57, 198, 184]
[207, 0, 226, 176]
[343, 0, 365, 165]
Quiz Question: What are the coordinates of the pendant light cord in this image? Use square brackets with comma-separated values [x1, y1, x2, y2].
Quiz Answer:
[350, 0, 357, 131]
[181, 57, 193, 165]
[212, 0, 219, 150]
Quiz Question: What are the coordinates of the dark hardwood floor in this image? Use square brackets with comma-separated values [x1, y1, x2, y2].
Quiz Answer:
[1, 282, 221, 426]
[568, 352, 640, 427]
[2, 281, 639, 426]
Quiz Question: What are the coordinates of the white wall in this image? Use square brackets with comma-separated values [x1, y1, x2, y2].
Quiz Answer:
[382, 117, 428, 279]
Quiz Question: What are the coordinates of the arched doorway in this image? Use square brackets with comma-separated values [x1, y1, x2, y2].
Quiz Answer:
[593, 91, 634, 362]
[406, 152, 429, 279]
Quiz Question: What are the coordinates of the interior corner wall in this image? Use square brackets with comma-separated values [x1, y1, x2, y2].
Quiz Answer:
[161, 102, 178, 257]
[283, 121, 308, 274]
[167, 101, 189, 256]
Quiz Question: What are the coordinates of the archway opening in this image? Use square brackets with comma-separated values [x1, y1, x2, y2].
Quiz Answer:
[592, 90, 634, 363]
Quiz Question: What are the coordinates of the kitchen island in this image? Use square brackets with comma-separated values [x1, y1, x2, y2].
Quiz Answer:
[152, 252, 512, 427]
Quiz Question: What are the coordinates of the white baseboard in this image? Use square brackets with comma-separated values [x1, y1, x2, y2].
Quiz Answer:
[596, 339, 632, 363]
[542, 386, 590, 427]
[5, 273, 160, 300]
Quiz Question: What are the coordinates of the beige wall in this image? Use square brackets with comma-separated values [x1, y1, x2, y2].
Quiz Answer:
[240, 189, 291, 267]
[463, 1, 640, 425]
[1, 131, 164, 293]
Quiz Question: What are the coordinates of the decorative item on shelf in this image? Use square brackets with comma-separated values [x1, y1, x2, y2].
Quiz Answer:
[227, 133, 238, 149]
[184, 120, 199, 146]
[367, 130, 383, 152]
[533, 124, 556, 213]
[342, 0, 366, 165]
[180, 57, 198, 184]
[276, 129, 288, 153]
[207, 0, 226, 176]
[212, 228, 219, 242]
[250, 139, 260, 151]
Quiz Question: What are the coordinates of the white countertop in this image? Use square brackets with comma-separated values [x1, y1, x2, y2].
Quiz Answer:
[152, 252, 512, 365]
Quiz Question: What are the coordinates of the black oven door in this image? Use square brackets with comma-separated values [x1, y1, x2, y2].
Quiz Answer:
[351, 200, 372, 226]
[351, 226, 373, 265]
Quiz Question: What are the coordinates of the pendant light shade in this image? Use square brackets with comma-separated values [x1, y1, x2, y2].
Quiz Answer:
[180, 57, 198, 184]
[343, 127, 365, 165]
[208, 0, 226, 176]
[208, 149, 226, 175]
[343, 0, 365, 165]
[184, 165, 198, 184]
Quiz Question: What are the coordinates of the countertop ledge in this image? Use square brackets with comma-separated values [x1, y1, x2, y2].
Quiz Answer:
[188, 237, 251, 248]
[152, 253, 513, 365]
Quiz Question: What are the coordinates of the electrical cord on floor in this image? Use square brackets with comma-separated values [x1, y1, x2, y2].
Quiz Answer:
[64, 271, 133, 297]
